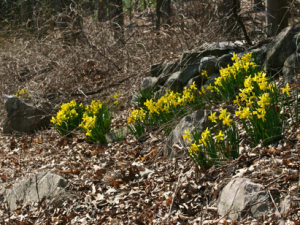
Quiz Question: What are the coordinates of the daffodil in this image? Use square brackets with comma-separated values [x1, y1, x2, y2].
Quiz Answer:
[189, 81, 197, 90]
[201, 127, 211, 140]
[233, 96, 240, 106]
[219, 108, 230, 120]
[222, 114, 233, 127]
[208, 111, 218, 123]
[258, 93, 270, 108]
[231, 52, 238, 62]
[113, 92, 119, 99]
[254, 108, 266, 122]
[201, 70, 208, 78]
[144, 99, 157, 113]
[235, 107, 242, 116]
[282, 83, 291, 96]
[183, 130, 192, 142]
[189, 143, 199, 155]
[215, 130, 225, 142]
[240, 107, 251, 119]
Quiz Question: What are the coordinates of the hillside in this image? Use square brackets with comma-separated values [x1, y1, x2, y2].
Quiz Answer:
[1, 2, 300, 224]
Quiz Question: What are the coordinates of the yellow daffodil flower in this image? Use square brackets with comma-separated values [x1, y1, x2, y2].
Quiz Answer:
[222, 114, 233, 127]
[215, 130, 225, 142]
[208, 111, 218, 123]
[282, 83, 291, 96]
[189, 143, 199, 155]
[219, 108, 230, 120]
[231, 52, 238, 62]
[182, 130, 192, 142]
[257, 93, 270, 108]
[201, 70, 208, 78]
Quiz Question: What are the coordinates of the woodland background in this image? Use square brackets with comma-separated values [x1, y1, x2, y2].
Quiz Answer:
[0, 0, 298, 105]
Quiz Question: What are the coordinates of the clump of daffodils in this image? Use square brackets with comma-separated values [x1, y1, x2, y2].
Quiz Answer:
[127, 109, 146, 124]
[79, 100, 112, 143]
[127, 82, 204, 137]
[14, 88, 31, 100]
[209, 52, 259, 102]
[127, 108, 146, 138]
[183, 109, 239, 170]
[51, 100, 85, 136]
[233, 71, 287, 145]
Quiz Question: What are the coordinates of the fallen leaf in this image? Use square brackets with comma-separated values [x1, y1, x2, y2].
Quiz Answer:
[166, 196, 172, 206]
[113, 181, 119, 188]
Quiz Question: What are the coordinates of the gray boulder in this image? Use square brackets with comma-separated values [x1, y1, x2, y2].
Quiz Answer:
[164, 110, 214, 157]
[205, 73, 221, 86]
[186, 75, 204, 89]
[282, 54, 300, 84]
[3, 95, 50, 134]
[264, 26, 300, 72]
[197, 41, 244, 50]
[150, 63, 164, 77]
[164, 71, 184, 92]
[180, 47, 240, 68]
[215, 54, 234, 70]
[156, 62, 180, 86]
[179, 65, 200, 85]
[217, 178, 270, 220]
[199, 56, 219, 76]
[141, 77, 158, 91]
[243, 45, 268, 66]
[4, 172, 68, 211]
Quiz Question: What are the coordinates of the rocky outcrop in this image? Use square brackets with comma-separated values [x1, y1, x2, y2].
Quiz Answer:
[3, 95, 51, 134]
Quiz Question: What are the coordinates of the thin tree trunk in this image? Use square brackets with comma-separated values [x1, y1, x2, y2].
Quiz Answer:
[165, 0, 172, 26]
[0, 0, 4, 24]
[156, 0, 162, 30]
[99, 0, 107, 21]
[266, 0, 288, 36]
[21, 0, 32, 25]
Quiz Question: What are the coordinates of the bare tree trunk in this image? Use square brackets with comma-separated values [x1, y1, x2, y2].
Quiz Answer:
[21, 0, 32, 25]
[110, 0, 124, 42]
[266, 0, 288, 36]
[156, 0, 162, 30]
[156, 0, 172, 29]
[0, 0, 4, 24]
[165, 0, 172, 26]
[96, 0, 107, 21]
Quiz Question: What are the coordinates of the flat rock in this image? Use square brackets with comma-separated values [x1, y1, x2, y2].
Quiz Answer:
[217, 178, 270, 220]
[4, 172, 68, 211]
